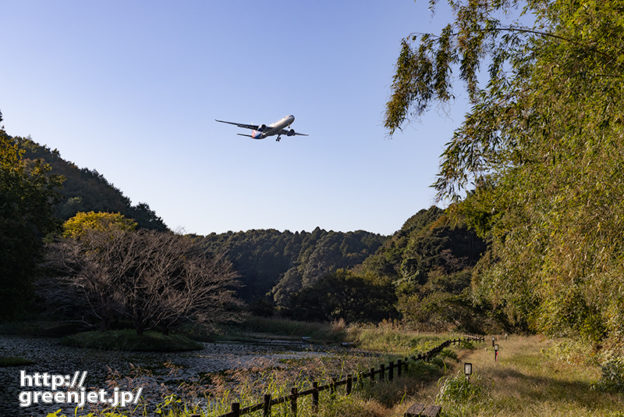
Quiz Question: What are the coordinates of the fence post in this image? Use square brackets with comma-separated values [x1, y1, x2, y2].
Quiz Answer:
[312, 382, 319, 412]
[263, 394, 271, 417]
[291, 387, 297, 416]
[380, 364, 385, 381]
[370, 367, 375, 382]
[346, 374, 352, 394]
[231, 402, 240, 417]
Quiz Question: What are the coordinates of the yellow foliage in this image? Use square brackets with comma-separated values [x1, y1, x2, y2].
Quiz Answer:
[62, 211, 137, 239]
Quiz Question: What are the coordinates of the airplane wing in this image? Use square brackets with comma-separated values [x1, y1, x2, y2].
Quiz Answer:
[215, 119, 259, 130]
[278, 129, 309, 136]
[237, 133, 254, 138]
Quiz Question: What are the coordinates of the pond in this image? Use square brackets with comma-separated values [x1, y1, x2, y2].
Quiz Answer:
[0, 335, 371, 417]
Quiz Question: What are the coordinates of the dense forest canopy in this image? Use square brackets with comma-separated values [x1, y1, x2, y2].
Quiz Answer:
[194, 206, 493, 329]
[18, 137, 168, 231]
[354, 206, 490, 330]
[386, 0, 624, 352]
[198, 228, 387, 310]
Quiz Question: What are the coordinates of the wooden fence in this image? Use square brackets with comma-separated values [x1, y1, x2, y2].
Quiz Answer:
[191, 335, 484, 417]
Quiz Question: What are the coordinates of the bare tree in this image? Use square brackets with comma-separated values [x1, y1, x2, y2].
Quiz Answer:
[47, 230, 241, 334]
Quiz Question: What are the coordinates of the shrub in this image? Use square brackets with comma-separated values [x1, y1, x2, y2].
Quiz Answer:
[593, 358, 624, 393]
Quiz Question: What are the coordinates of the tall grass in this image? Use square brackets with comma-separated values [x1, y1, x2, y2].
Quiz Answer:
[224, 317, 465, 352]
[224, 316, 347, 343]
[347, 321, 461, 355]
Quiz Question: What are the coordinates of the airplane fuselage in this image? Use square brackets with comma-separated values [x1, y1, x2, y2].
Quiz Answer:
[251, 115, 295, 139]
[216, 114, 307, 141]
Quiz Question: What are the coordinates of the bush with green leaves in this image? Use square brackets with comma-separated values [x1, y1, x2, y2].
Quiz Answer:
[593, 358, 624, 393]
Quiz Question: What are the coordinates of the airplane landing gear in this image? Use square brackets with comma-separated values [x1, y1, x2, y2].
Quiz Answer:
[276, 136, 281, 142]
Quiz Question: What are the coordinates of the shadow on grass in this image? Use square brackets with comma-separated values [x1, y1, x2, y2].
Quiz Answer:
[488, 367, 622, 410]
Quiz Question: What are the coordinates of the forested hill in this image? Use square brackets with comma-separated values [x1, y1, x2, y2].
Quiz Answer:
[196, 207, 488, 328]
[198, 228, 386, 308]
[17, 137, 168, 231]
[353, 206, 489, 330]
[356, 206, 485, 282]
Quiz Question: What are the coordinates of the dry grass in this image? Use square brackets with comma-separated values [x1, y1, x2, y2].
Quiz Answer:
[435, 335, 624, 417]
[324, 335, 624, 417]
[346, 322, 462, 355]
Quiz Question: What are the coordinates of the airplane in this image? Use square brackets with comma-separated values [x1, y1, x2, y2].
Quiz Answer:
[215, 114, 308, 142]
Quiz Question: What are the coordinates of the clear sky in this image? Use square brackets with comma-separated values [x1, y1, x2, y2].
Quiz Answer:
[0, 0, 471, 235]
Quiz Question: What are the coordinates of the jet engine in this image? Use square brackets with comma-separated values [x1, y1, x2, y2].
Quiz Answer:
[287, 129, 296, 136]
[258, 124, 267, 132]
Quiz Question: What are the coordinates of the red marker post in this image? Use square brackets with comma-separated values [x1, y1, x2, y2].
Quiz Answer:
[494, 344, 499, 361]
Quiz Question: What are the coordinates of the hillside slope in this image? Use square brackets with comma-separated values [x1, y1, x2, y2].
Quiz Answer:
[199, 228, 386, 307]
[18, 138, 168, 231]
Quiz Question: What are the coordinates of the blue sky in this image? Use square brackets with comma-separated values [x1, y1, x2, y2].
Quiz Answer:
[0, 0, 471, 235]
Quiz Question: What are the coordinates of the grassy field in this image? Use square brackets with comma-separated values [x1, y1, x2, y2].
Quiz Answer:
[429, 335, 624, 417]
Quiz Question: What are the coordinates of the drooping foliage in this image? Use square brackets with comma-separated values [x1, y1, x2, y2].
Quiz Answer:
[386, 0, 624, 350]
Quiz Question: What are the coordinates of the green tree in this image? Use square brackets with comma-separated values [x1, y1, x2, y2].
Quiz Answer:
[287, 269, 398, 323]
[0, 129, 61, 317]
[386, 0, 624, 349]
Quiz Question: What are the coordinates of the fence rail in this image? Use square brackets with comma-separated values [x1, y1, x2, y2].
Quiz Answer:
[190, 335, 484, 417]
